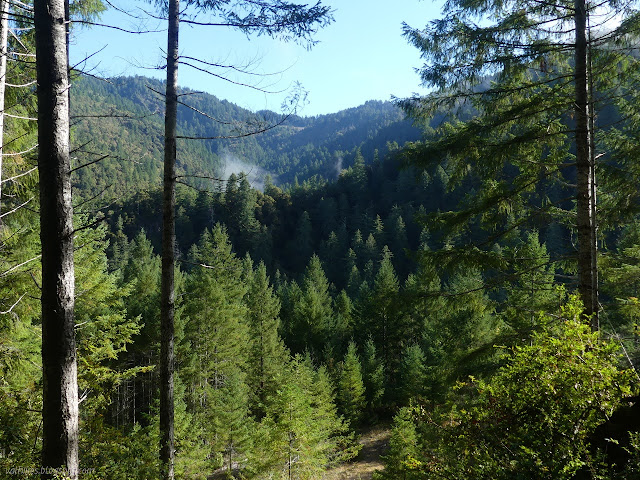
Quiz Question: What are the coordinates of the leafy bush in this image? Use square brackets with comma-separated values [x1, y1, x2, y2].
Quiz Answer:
[380, 294, 637, 479]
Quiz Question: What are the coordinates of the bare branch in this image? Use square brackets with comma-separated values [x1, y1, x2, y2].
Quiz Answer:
[69, 44, 108, 72]
[71, 110, 160, 120]
[176, 112, 291, 140]
[179, 58, 285, 93]
[5, 113, 36, 120]
[72, 20, 164, 34]
[0, 253, 40, 278]
[176, 173, 226, 182]
[71, 217, 105, 235]
[69, 154, 110, 173]
[1, 143, 38, 157]
[6, 80, 36, 87]
[0, 166, 36, 184]
[73, 184, 113, 209]
[180, 54, 291, 77]
[0, 292, 26, 315]
[0, 196, 32, 219]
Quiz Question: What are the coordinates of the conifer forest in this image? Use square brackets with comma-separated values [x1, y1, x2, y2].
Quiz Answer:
[4, 0, 640, 479]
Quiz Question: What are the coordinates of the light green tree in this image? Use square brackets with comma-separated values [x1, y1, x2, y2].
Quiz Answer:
[292, 255, 334, 357]
[244, 259, 288, 418]
[336, 341, 366, 425]
[253, 356, 356, 479]
[181, 225, 252, 471]
[361, 337, 385, 415]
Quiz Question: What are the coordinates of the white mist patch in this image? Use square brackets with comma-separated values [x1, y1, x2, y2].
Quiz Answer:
[335, 155, 343, 179]
[221, 152, 276, 192]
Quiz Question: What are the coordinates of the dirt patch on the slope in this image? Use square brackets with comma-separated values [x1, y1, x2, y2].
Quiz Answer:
[324, 424, 391, 480]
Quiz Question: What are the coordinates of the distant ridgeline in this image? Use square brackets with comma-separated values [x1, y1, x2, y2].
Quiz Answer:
[70, 75, 421, 201]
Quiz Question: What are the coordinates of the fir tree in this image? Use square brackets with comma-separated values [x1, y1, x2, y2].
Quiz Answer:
[181, 226, 251, 468]
[332, 290, 354, 354]
[397, 345, 427, 406]
[400, 0, 640, 328]
[361, 337, 385, 416]
[291, 255, 334, 357]
[244, 260, 288, 417]
[359, 247, 405, 380]
[379, 407, 420, 480]
[254, 356, 353, 480]
[336, 341, 366, 426]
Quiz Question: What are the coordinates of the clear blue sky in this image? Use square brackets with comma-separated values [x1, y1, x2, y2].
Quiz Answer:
[70, 1, 444, 117]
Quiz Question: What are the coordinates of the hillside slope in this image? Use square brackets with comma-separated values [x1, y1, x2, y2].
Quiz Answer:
[70, 75, 421, 200]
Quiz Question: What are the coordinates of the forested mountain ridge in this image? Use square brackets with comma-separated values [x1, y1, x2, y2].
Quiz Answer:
[70, 75, 421, 199]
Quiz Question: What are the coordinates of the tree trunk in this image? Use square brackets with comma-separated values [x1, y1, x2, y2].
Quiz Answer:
[0, 0, 8, 219]
[574, 0, 598, 330]
[34, 0, 78, 478]
[160, 0, 179, 478]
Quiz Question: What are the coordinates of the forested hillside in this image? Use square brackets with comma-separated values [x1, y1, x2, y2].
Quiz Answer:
[4, 0, 640, 479]
[71, 75, 421, 199]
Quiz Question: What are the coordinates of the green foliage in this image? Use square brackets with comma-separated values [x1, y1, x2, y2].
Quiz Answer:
[500, 230, 558, 340]
[81, 420, 159, 480]
[375, 407, 419, 480]
[289, 255, 334, 357]
[358, 248, 401, 368]
[397, 344, 427, 405]
[361, 337, 385, 415]
[181, 225, 252, 468]
[336, 341, 366, 425]
[600, 219, 640, 366]
[383, 295, 636, 479]
[398, 0, 640, 328]
[74, 220, 143, 413]
[244, 260, 288, 417]
[252, 356, 358, 479]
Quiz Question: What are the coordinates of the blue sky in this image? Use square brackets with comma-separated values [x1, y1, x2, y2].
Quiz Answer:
[70, 1, 444, 117]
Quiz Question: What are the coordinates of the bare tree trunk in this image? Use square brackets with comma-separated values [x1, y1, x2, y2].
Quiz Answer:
[574, 0, 598, 330]
[160, 0, 179, 478]
[0, 0, 8, 218]
[34, 0, 78, 479]
[587, 22, 599, 333]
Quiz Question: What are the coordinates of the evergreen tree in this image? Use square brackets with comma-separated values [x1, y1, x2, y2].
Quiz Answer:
[244, 260, 288, 417]
[397, 345, 427, 406]
[181, 226, 251, 469]
[352, 229, 365, 268]
[277, 279, 304, 353]
[319, 231, 342, 284]
[332, 290, 354, 353]
[291, 210, 314, 271]
[207, 368, 254, 474]
[359, 247, 405, 381]
[291, 255, 334, 357]
[361, 337, 385, 416]
[378, 407, 420, 480]
[253, 355, 354, 480]
[225, 173, 260, 254]
[501, 231, 558, 342]
[336, 341, 366, 426]
[108, 216, 130, 273]
[400, 0, 640, 329]
[364, 233, 378, 270]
